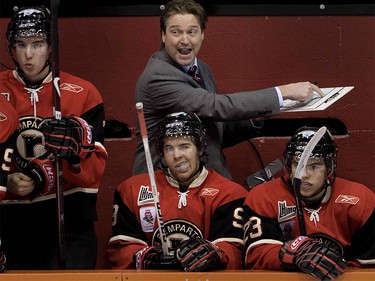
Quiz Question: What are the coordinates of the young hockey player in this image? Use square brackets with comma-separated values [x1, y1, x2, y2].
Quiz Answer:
[107, 112, 247, 271]
[243, 127, 375, 280]
[0, 5, 107, 269]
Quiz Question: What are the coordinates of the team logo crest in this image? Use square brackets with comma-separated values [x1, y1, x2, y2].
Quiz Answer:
[13, 116, 46, 170]
[152, 219, 203, 254]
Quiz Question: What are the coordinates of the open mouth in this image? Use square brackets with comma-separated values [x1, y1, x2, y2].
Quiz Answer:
[175, 162, 189, 173]
[300, 182, 312, 190]
[178, 48, 192, 55]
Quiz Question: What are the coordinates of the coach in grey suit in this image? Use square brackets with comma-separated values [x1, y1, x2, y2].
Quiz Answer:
[133, 0, 323, 180]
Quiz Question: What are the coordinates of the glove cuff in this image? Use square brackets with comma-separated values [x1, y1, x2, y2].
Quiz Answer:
[134, 247, 150, 270]
[279, 236, 313, 266]
[176, 237, 228, 272]
[26, 153, 56, 196]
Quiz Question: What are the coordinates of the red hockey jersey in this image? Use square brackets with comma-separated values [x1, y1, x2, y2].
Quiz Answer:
[243, 177, 375, 269]
[107, 167, 247, 270]
[0, 70, 107, 206]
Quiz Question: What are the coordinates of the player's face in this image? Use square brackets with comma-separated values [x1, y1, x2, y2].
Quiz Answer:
[13, 35, 51, 82]
[290, 157, 327, 200]
[162, 13, 204, 67]
[163, 136, 200, 184]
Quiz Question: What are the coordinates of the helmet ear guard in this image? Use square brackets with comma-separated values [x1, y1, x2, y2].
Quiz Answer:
[155, 112, 207, 158]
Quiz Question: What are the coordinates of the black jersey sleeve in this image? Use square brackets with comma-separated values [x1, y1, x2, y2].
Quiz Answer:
[243, 204, 284, 249]
[209, 197, 244, 242]
[111, 189, 146, 243]
[345, 209, 375, 265]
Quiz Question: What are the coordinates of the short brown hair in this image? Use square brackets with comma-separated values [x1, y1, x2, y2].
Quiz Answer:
[160, 0, 208, 34]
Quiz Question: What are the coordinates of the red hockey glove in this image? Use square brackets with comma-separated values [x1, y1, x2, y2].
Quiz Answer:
[175, 237, 228, 272]
[279, 236, 347, 281]
[40, 116, 94, 160]
[134, 245, 180, 270]
[0, 250, 6, 272]
[25, 153, 56, 196]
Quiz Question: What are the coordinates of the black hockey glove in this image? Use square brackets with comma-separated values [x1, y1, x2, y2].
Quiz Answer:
[0, 250, 6, 272]
[175, 237, 228, 272]
[134, 245, 181, 270]
[279, 236, 347, 281]
[25, 152, 56, 196]
[40, 116, 94, 160]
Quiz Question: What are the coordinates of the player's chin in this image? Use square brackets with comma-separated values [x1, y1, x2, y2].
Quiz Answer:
[300, 189, 317, 198]
[173, 172, 193, 183]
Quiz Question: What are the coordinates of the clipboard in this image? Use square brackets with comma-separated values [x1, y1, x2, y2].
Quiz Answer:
[281, 86, 354, 112]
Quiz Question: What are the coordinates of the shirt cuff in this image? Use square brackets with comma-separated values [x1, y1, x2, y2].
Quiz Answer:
[275, 86, 284, 107]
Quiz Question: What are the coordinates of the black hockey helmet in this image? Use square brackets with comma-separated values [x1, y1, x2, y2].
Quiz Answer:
[155, 112, 207, 157]
[283, 126, 337, 179]
[6, 6, 51, 49]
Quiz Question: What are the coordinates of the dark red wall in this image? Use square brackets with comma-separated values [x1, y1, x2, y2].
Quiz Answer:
[1, 15, 374, 269]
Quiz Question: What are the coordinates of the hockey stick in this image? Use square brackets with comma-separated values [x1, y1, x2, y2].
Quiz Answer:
[292, 126, 327, 236]
[246, 159, 282, 190]
[50, 0, 66, 269]
[135, 102, 169, 255]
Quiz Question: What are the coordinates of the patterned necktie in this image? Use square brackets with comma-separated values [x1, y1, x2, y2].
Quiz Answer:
[187, 65, 203, 86]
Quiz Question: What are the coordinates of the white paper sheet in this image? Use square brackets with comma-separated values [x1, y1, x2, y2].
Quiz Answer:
[281, 86, 354, 112]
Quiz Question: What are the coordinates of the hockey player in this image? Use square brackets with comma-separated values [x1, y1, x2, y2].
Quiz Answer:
[243, 127, 375, 280]
[0, 6, 107, 269]
[107, 112, 247, 271]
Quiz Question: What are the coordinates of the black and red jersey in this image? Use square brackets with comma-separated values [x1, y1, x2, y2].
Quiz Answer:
[243, 177, 375, 269]
[107, 167, 247, 270]
[0, 70, 107, 205]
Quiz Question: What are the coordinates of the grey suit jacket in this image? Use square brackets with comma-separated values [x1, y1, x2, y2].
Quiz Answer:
[133, 49, 280, 180]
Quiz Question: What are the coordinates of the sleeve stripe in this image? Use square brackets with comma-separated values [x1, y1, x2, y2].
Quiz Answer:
[245, 239, 283, 257]
[108, 234, 147, 246]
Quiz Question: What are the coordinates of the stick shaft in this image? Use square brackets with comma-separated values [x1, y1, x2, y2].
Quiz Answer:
[136, 102, 169, 254]
[50, 0, 66, 269]
[292, 178, 306, 235]
[292, 126, 327, 236]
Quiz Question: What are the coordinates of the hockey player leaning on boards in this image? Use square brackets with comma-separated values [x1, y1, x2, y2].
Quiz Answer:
[107, 112, 247, 271]
[0, 6, 107, 269]
[243, 127, 375, 280]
